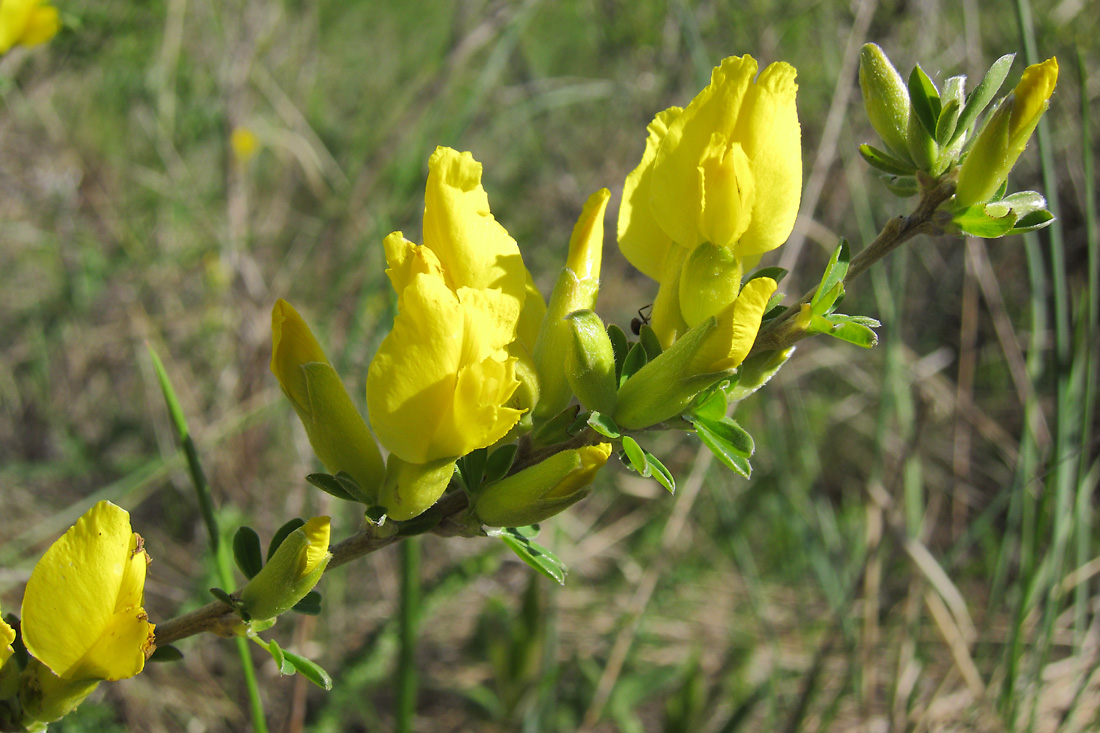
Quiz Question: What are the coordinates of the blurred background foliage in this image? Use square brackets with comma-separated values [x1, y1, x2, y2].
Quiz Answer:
[1, 0, 1097, 730]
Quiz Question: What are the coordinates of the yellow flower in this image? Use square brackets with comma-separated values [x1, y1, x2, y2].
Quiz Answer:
[0, 606, 13, 668]
[241, 517, 331, 621]
[271, 299, 385, 503]
[230, 126, 260, 165]
[955, 58, 1058, 208]
[614, 277, 776, 430]
[367, 147, 527, 465]
[21, 501, 154, 683]
[0, 0, 59, 54]
[619, 55, 801, 347]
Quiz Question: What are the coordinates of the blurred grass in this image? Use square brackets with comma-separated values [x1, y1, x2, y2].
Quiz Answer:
[1, 0, 1097, 731]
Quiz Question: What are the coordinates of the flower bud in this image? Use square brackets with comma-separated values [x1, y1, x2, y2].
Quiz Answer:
[533, 188, 610, 418]
[474, 443, 611, 527]
[859, 44, 913, 163]
[377, 455, 457, 521]
[614, 277, 776, 429]
[564, 311, 618, 415]
[955, 57, 1058, 208]
[240, 517, 331, 622]
[678, 241, 744, 327]
[271, 299, 385, 503]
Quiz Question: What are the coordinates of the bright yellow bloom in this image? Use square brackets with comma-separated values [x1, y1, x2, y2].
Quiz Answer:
[271, 299, 385, 502]
[21, 501, 154, 683]
[955, 58, 1058, 208]
[241, 516, 331, 621]
[618, 55, 801, 347]
[0, 0, 59, 54]
[367, 147, 528, 466]
[0, 606, 13, 668]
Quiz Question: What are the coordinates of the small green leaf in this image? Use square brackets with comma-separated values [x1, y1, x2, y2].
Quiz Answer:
[587, 411, 621, 438]
[951, 203, 1016, 238]
[607, 324, 630, 383]
[292, 591, 322, 616]
[1008, 209, 1054, 234]
[690, 416, 754, 457]
[531, 405, 580, 448]
[693, 420, 752, 478]
[620, 435, 650, 477]
[306, 473, 357, 502]
[333, 472, 365, 501]
[638, 325, 663, 360]
[267, 518, 305, 561]
[689, 388, 727, 422]
[499, 527, 567, 585]
[232, 526, 264, 580]
[620, 342, 649, 386]
[883, 175, 919, 197]
[210, 587, 236, 606]
[568, 410, 591, 436]
[858, 143, 916, 175]
[747, 266, 788, 285]
[811, 239, 850, 315]
[148, 645, 184, 663]
[282, 649, 334, 690]
[263, 638, 293, 675]
[726, 348, 793, 402]
[823, 315, 880, 348]
[457, 448, 488, 492]
[484, 444, 519, 485]
[935, 98, 961, 145]
[644, 450, 675, 494]
[951, 53, 1014, 146]
[908, 65, 941, 137]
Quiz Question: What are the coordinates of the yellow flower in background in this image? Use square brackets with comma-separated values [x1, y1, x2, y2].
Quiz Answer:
[0, 607, 14, 668]
[955, 57, 1058, 209]
[230, 126, 260, 165]
[367, 147, 527, 466]
[619, 55, 801, 347]
[241, 516, 331, 621]
[0, 0, 59, 54]
[271, 299, 385, 503]
[21, 501, 154, 683]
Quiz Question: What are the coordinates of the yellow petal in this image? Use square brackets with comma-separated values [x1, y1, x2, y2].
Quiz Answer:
[271, 299, 330, 413]
[732, 61, 802, 258]
[300, 516, 331, 576]
[692, 276, 777, 373]
[1010, 57, 1058, 138]
[649, 244, 690, 348]
[617, 107, 681, 280]
[0, 0, 36, 53]
[697, 134, 755, 250]
[1, 607, 14, 667]
[22, 501, 154, 682]
[651, 55, 759, 248]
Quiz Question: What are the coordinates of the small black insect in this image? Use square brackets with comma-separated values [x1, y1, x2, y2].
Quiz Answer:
[630, 304, 653, 336]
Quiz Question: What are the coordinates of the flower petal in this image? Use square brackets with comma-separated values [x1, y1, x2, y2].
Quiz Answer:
[617, 107, 681, 280]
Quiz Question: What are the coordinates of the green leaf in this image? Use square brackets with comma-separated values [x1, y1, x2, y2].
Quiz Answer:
[587, 411, 621, 439]
[292, 590, 322, 616]
[305, 473, 357, 502]
[883, 175, 919, 197]
[689, 388, 727, 422]
[263, 638, 294, 676]
[690, 416, 754, 457]
[607, 324, 630, 383]
[935, 98, 961, 145]
[638, 324, 663, 360]
[747, 266, 788, 285]
[823, 315, 880, 348]
[858, 143, 916, 175]
[333, 472, 366, 501]
[267, 518, 305, 561]
[457, 448, 488, 492]
[644, 450, 675, 494]
[620, 435, 650, 477]
[148, 645, 184, 663]
[693, 420, 752, 478]
[811, 239, 850, 315]
[726, 348, 793, 402]
[1008, 209, 1054, 234]
[620, 342, 649, 386]
[499, 527, 567, 585]
[282, 649, 334, 690]
[951, 203, 1016, 238]
[907, 64, 941, 137]
[951, 53, 1014, 146]
[209, 587, 237, 607]
[232, 526, 264, 580]
[531, 405, 580, 448]
[568, 409, 591, 436]
[484, 444, 519, 485]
